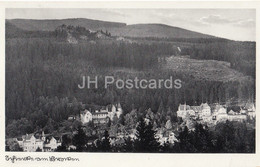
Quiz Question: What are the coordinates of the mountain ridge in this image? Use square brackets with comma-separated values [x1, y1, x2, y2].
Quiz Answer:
[108, 23, 215, 38]
[6, 18, 217, 39]
[6, 18, 126, 32]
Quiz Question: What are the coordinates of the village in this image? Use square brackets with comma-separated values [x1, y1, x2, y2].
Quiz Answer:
[176, 102, 255, 130]
[6, 101, 255, 152]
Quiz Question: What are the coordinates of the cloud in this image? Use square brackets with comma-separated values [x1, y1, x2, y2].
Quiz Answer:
[233, 19, 255, 27]
[199, 14, 255, 28]
[199, 15, 233, 24]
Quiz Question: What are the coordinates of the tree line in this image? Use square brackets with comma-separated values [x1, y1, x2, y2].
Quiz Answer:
[54, 118, 255, 153]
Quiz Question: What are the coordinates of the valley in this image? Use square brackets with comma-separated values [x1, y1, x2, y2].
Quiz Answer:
[5, 17, 256, 153]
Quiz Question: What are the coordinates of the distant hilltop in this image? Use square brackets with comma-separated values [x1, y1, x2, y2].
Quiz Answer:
[108, 23, 215, 39]
[6, 18, 217, 39]
[6, 18, 126, 31]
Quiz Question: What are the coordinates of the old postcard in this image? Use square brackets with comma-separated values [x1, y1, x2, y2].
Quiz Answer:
[0, 1, 259, 167]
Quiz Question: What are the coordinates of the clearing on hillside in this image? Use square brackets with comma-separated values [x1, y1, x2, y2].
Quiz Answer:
[164, 56, 252, 82]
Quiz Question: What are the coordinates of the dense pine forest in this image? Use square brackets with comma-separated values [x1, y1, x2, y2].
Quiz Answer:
[6, 36, 255, 137]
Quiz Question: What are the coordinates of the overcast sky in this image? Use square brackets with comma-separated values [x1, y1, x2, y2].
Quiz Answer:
[6, 8, 256, 41]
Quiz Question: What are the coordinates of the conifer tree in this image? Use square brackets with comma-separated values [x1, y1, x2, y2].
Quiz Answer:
[134, 117, 160, 152]
[72, 126, 87, 152]
[101, 130, 111, 152]
[175, 126, 196, 153]
[192, 124, 213, 153]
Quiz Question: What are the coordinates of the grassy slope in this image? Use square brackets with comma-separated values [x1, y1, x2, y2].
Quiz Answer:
[108, 24, 215, 38]
[164, 56, 253, 82]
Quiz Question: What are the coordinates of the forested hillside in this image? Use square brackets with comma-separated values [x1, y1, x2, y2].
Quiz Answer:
[5, 36, 255, 138]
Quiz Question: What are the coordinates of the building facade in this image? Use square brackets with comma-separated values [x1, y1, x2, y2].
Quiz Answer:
[80, 109, 92, 124]
[177, 103, 253, 125]
[80, 103, 123, 124]
[19, 132, 61, 152]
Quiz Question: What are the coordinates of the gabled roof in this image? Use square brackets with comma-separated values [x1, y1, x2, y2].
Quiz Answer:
[179, 104, 190, 111]
[215, 104, 224, 111]
[228, 110, 236, 115]
[24, 134, 35, 140]
[201, 103, 210, 109]
[190, 106, 201, 112]
[245, 102, 255, 109]
[179, 105, 185, 110]
[117, 103, 122, 108]
[80, 109, 90, 114]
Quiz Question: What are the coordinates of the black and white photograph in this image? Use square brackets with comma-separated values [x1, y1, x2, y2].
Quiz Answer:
[4, 7, 256, 155]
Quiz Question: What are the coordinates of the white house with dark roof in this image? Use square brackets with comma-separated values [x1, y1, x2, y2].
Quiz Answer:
[44, 136, 61, 152]
[80, 109, 92, 124]
[18, 131, 62, 152]
[177, 103, 211, 120]
[92, 110, 110, 124]
[22, 134, 44, 152]
[200, 103, 211, 117]
[177, 102, 252, 125]
[213, 105, 228, 122]
[81, 103, 123, 124]
[177, 103, 190, 119]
